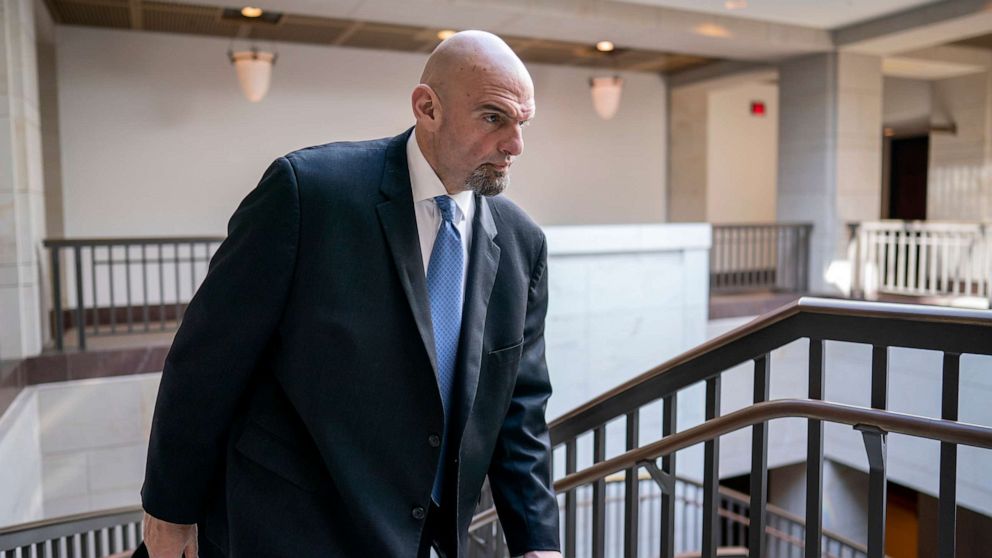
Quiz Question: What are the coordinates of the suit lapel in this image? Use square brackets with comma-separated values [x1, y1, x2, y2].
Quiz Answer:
[454, 194, 500, 440]
[375, 129, 438, 376]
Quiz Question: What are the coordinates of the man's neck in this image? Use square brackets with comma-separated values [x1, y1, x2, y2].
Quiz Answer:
[414, 127, 462, 196]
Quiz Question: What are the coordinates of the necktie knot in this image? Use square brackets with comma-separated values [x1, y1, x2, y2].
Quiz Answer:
[434, 195, 457, 224]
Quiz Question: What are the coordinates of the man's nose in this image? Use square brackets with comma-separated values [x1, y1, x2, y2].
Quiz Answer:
[499, 126, 524, 158]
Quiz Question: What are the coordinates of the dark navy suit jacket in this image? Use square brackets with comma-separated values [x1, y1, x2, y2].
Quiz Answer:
[141, 128, 560, 557]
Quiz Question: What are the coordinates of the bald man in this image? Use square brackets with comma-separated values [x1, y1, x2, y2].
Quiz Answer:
[140, 31, 561, 558]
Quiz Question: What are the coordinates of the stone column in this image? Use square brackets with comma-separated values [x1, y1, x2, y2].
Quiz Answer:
[777, 52, 883, 294]
[667, 85, 709, 222]
[1, 0, 47, 359]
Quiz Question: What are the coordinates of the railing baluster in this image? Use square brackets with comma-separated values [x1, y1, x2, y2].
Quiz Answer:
[624, 411, 639, 558]
[749, 354, 770, 557]
[806, 338, 824, 558]
[188, 242, 197, 301]
[157, 243, 166, 330]
[89, 247, 98, 336]
[860, 345, 889, 558]
[50, 246, 64, 351]
[702, 376, 721, 558]
[108, 245, 117, 334]
[173, 242, 181, 324]
[907, 229, 918, 292]
[73, 247, 86, 350]
[929, 231, 938, 294]
[564, 440, 577, 558]
[746, 227, 754, 288]
[661, 394, 677, 558]
[592, 425, 606, 558]
[141, 244, 150, 332]
[124, 245, 133, 332]
[895, 228, 906, 290]
[938, 352, 960, 558]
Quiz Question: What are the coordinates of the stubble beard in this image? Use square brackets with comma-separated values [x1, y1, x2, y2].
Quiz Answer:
[464, 164, 509, 197]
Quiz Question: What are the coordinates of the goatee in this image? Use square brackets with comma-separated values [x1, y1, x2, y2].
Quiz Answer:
[464, 164, 509, 197]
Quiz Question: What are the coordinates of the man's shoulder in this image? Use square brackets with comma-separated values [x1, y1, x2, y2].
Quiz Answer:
[281, 134, 395, 175]
[487, 195, 546, 257]
[488, 196, 541, 234]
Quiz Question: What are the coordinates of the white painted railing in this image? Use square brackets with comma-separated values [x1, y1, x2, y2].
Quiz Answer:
[848, 221, 992, 306]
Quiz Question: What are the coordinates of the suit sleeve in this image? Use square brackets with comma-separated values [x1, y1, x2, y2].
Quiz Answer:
[487, 234, 561, 556]
[141, 157, 300, 524]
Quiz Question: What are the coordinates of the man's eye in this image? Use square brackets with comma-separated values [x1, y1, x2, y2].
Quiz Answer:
[484, 114, 501, 124]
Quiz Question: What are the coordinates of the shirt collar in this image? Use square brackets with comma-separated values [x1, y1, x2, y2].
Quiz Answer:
[406, 129, 474, 223]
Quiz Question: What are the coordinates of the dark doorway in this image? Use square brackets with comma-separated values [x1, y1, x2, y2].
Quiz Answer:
[888, 135, 929, 220]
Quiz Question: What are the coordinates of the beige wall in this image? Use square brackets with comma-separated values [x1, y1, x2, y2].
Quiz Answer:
[54, 26, 668, 236]
[706, 82, 778, 224]
[668, 80, 778, 224]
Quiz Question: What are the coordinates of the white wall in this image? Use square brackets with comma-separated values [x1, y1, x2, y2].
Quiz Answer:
[545, 224, 711, 421]
[928, 69, 992, 221]
[0, 389, 43, 527]
[36, 374, 159, 518]
[768, 460, 870, 545]
[706, 82, 778, 224]
[882, 76, 932, 129]
[54, 26, 667, 237]
[0, 374, 162, 525]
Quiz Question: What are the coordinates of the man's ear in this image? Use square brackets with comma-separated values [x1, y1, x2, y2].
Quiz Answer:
[412, 84, 442, 132]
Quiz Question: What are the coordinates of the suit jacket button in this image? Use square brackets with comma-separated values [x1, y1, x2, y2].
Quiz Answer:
[428, 434, 441, 448]
[412, 506, 426, 520]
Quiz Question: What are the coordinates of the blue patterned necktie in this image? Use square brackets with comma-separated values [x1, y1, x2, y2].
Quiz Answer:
[427, 194, 464, 504]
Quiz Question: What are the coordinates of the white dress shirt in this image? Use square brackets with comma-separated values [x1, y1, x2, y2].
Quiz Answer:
[406, 130, 475, 296]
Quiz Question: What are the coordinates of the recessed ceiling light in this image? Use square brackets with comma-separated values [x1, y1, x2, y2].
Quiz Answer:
[596, 40, 615, 52]
[437, 29, 457, 40]
[724, 0, 747, 9]
[241, 6, 263, 17]
[694, 23, 731, 38]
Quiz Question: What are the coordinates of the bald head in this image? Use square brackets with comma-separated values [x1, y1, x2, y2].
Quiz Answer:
[420, 30, 532, 99]
[411, 30, 535, 197]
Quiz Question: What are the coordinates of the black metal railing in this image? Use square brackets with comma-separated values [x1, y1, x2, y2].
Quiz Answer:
[468, 473, 868, 558]
[43, 237, 223, 351]
[0, 507, 143, 557]
[470, 298, 992, 558]
[710, 224, 812, 294]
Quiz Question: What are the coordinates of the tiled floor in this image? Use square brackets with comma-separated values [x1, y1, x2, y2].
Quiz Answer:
[54, 322, 178, 353]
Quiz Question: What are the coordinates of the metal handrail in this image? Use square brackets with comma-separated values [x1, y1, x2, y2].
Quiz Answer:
[549, 297, 992, 444]
[43, 236, 224, 247]
[469, 399, 992, 530]
[470, 297, 992, 558]
[0, 506, 143, 551]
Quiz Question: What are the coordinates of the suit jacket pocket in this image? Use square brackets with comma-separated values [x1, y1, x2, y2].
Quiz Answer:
[235, 421, 323, 492]
[488, 339, 524, 368]
[486, 339, 524, 408]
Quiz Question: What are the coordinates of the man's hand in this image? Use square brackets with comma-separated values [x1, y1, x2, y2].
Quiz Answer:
[519, 552, 562, 558]
[142, 512, 198, 558]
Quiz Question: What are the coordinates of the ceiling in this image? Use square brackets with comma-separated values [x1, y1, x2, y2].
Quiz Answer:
[42, 0, 713, 74]
[954, 32, 992, 50]
[615, 0, 944, 30]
